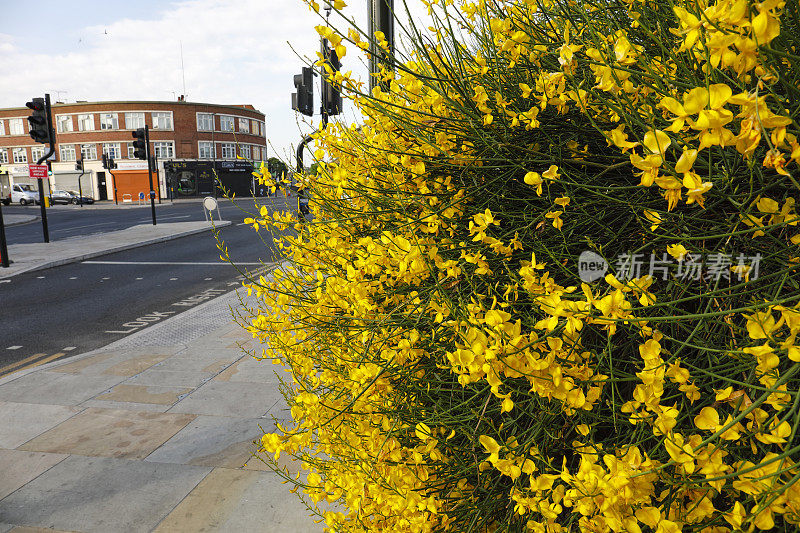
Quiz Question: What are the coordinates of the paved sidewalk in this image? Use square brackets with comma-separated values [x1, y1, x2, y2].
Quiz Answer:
[0, 288, 321, 532]
[0, 220, 231, 279]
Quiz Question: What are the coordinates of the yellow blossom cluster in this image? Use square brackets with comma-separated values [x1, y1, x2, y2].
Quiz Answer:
[238, 0, 800, 530]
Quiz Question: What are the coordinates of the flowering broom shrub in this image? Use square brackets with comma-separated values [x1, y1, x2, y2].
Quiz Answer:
[242, 0, 800, 530]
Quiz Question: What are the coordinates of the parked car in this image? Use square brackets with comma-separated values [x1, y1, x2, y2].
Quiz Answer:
[11, 184, 39, 205]
[50, 190, 75, 204]
[68, 191, 94, 204]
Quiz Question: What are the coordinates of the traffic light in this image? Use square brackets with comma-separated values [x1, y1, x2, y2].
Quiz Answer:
[292, 67, 314, 116]
[132, 128, 147, 160]
[322, 44, 343, 116]
[102, 154, 117, 170]
[26, 97, 52, 145]
[75, 159, 83, 172]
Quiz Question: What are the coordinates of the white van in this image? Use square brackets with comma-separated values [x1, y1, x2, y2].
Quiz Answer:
[11, 184, 39, 205]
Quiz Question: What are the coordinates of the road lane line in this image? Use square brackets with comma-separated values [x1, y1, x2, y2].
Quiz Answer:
[81, 261, 263, 265]
[63, 347, 76, 351]
[9, 352, 67, 376]
[0, 353, 49, 375]
[6, 346, 22, 350]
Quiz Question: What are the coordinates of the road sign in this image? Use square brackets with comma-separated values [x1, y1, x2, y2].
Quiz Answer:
[139, 192, 145, 200]
[29, 164, 48, 179]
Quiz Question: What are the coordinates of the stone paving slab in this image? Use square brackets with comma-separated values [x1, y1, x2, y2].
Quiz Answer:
[0, 450, 68, 500]
[0, 373, 124, 406]
[125, 368, 214, 388]
[0, 455, 211, 533]
[19, 408, 196, 460]
[168, 380, 283, 418]
[0, 403, 82, 449]
[95, 383, 194, 405]
[145, 415, 272, 470]
[152, 467, 318, 533]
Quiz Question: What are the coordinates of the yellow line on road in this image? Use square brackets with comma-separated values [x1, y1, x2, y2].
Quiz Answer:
[0, 352, 48, 375]
[0, 352, 66, 378]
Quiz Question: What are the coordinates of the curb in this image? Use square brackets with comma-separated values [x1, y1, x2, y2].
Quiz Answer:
[0, 221, 231, 279]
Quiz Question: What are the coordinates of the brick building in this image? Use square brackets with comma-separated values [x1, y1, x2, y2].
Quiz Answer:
[0, 100, 266, 202]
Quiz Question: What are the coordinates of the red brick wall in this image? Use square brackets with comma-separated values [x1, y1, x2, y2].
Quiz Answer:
[0, 100, 267, 164]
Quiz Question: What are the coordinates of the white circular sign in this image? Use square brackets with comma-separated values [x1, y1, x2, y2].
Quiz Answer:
[203, 196, 218, 211]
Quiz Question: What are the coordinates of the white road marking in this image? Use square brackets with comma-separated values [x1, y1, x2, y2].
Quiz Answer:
[37, 276, 45, 279]
[157, 215, 192, 220]
[6, 346, 22, 350]
[136, 277, 143, 280]
[102, 277, 110, 280]
[81, 261, 262, 265]
[0, 280, 9, 284]
[63, 346, 76, 351]
[170, 277, 178, 280]
[205, 277, 213, 280]
[69, 277, 77, 280]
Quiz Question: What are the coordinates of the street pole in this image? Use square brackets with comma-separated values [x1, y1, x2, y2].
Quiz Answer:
[145, 125, 157, 225]
[0, 202, 9, 268]
[368, 0, 394, 92]
[35, 93, 56, 244]
[77, 158, 85, 207]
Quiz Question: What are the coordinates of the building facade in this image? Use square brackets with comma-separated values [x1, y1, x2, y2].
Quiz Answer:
[0, 100, 266, 202]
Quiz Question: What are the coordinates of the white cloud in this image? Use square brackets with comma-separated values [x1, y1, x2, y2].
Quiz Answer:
[0, 0, 433, 162]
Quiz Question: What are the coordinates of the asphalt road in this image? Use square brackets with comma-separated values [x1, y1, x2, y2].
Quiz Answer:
[2, 196, 295, 244]
[0, 198, 292, 376]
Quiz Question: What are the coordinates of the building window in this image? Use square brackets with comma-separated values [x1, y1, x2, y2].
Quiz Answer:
[81, 144, 97, 160]
[252, 146, 260, 161]
[103, 143, 121, 159]
[0, 149, 8, 164]
[9, 118, 24, 136]
[238, 118, 249, 133]
[77, 114, 95, 131]
[220, 115, 234, 132]
[151, 112, 173, 130]
[153, 142, 174, 158]
[219, 143, 236, 159]
[31, 146, 45, 163]
[0, 120, 5, 136]
[260, 123, 265, 137]
[60, 145, 76, 161]
[127, 143, 135, 159]
[56, 115, 74, 133]
[197, 113, 214, 131]
[125, 112, 145, 130]
[12, 148, 28, 163]
[240, 144, 251, 159]
[100, 113, 119, 130]
[198, 141, 214, 159]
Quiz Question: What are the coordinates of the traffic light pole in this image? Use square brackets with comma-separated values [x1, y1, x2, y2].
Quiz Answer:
[145, 126, 157, 225]
[34, 93, 56, 244]
[0, 203, 9, 268]
[76, 159, 85, 207]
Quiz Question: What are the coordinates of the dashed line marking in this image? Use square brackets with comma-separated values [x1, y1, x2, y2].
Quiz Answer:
[102, 277, 110, 280]
[37, 276, 45, 279]
[6, 346, 22, 350]
[0, 280, 9, 284]
[205, 277, 213, 280]
[63, 347, 77, 351]
[136, 277, 143, 280]
[170, 278, 178, 281]
[69, 277, 77, 280]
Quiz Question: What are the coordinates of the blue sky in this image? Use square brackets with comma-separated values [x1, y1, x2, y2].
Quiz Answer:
[0, 0, 428, 161]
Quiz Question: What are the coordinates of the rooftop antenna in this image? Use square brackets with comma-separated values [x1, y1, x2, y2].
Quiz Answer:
[50, 90, 67, 103]
[180, 41, 187, 100]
